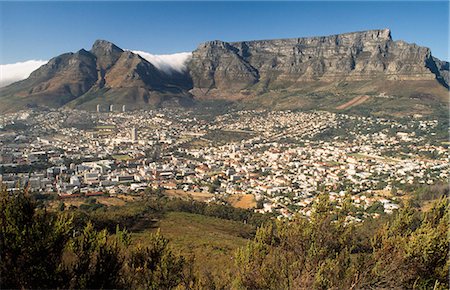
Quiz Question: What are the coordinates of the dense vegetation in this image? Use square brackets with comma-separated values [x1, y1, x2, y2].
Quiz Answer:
[1, 188, 448, 289]
[234, 195, 449, 289]
[0, 189, 191, 289]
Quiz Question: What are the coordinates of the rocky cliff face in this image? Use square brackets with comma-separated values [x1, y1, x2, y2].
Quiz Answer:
[188, 29, 448, 98]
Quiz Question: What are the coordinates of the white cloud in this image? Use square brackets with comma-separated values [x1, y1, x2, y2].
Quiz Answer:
[0, 60, 48, 88]
[130, 50, 192, 74]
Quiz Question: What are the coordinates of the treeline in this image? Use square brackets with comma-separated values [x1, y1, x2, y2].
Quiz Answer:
[73, 196, 272, 233]
[401, 182, 448, 205]
[158, 197, 272, 226]
[1, 188, 448, 289]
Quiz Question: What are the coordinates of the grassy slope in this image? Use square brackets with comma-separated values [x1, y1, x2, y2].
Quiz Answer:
[79, 200, 255, 275]
[236, 79, 449, 118]
[133, 211, 254, 275]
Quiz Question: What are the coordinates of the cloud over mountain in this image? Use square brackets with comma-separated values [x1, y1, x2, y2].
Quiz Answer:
[0, 60, 48, 88]
[131, 50, 192, 74]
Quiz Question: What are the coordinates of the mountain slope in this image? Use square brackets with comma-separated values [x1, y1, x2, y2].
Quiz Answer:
[0, 40, 193, 112]
[0, 49, 98, 109]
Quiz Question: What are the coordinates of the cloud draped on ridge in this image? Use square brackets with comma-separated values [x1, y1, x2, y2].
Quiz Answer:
[131, 50, 192, 74]
[0, 60, 48, 88]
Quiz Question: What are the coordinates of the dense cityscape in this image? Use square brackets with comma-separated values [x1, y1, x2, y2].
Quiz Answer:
[1, 107, 447, 221]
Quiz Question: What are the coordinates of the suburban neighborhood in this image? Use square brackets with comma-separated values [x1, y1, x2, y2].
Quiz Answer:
[1, 108, 448, 221]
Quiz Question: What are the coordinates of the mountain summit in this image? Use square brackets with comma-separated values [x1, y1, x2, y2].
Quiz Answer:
[90, 40, 124, 71]
[0, 29, 448, 115]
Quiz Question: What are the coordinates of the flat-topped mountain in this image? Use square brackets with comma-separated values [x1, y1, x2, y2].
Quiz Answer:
[189, 29, 448, 97]
[1, 29, 448, 116]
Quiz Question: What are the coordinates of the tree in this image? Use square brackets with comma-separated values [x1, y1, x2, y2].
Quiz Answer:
[366, 199, 449, 289]
[125, 230, 185, 289]
[0, 187, 73, 289]
[234, 223, 282, 289]
[66, 223, 129, 289]
[58, 201, 66, 211]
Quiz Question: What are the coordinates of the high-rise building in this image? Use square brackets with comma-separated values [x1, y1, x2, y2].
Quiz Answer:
[122, 105, 126, 112]
[96, 104, 100, 112]
[131, 127, 137, 142]
[110, 104, 114, 112]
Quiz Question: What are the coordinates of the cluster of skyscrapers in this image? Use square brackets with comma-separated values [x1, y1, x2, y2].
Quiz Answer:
[96, 104, 126, 113]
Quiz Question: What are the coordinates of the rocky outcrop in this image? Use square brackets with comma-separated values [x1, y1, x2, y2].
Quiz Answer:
[430, 57, 449, 88]
[90, 40, 124, 71]
[188, 29, 448, 97]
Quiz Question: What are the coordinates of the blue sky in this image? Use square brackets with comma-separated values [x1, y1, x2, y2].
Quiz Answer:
[0, 1, 448, 64]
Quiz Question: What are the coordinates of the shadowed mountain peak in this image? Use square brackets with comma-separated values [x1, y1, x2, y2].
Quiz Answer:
[90, 40, 124, 71]
[91, 40, 123, 56]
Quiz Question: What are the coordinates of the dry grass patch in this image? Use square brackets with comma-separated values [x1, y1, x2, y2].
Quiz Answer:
[117, 194, 140, 201]
[165, 189, 214, 202]
[228, 194, 256, 209]
[96, 196, 126, 206]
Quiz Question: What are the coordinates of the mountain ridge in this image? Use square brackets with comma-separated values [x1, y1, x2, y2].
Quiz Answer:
[1, 29, 448, 115]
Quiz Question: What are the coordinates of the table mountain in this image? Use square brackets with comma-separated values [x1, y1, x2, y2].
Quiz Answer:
[189, 29, 447, 96]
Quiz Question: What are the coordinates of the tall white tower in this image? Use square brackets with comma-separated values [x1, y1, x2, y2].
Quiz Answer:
[109, 104, 114, 112]
[96, 104, 100, 112]
[131, 127, 137, 142]
[122, 105, 126, 112]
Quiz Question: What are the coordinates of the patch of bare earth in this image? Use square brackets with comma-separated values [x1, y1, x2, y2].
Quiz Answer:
[336, 95, 370, 110]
